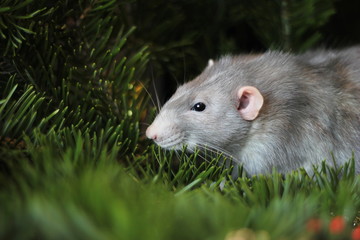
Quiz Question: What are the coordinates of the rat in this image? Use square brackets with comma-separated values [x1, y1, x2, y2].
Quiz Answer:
[146, 46, 360, 176]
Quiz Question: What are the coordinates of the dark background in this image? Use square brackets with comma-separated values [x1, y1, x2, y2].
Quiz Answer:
[122, 0, 360, 104]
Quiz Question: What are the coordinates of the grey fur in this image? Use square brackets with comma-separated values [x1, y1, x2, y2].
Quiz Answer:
[146, 46, 360, 175]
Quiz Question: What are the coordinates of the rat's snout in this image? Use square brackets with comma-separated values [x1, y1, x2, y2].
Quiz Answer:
[146, 124, 157, 140]
[145, 111, 184, 149]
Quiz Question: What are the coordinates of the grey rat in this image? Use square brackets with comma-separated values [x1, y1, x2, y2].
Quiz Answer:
[146, 46, 360, 176]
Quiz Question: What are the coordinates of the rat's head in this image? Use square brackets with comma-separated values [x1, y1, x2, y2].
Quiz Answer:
[146, 57, 264, 156]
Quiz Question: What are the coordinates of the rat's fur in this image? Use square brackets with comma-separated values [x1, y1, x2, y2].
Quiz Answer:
[146, 46, 360, 175]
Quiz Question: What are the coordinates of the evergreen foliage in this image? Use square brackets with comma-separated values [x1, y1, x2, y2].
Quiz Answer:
[0, 1, 359, 239]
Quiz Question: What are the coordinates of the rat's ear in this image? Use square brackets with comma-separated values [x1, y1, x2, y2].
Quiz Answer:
[237, 86, 264, 120]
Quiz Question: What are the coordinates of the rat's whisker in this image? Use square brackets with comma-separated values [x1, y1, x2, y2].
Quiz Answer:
[151, 79, 162, 112]
[138, 80, 159, 113]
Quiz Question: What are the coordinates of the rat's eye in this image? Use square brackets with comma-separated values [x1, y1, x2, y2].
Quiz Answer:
[191, 102, 206, 112]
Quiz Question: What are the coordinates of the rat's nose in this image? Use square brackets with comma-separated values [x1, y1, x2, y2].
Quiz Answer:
[146, 125, 157, 140]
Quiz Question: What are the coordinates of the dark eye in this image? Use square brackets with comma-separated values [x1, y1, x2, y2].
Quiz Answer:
[191, 102, 206, 112]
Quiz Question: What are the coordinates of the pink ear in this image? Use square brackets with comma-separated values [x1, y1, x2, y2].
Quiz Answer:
[237, 86, 264, 120]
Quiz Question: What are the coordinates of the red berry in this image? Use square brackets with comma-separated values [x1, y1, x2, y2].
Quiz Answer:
[352, 226, 360, 240]
[329, 216, 346, 234]
[307, 218, 322, 233]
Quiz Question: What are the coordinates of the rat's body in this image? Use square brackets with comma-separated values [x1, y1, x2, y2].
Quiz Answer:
[146, 46, 360, 175]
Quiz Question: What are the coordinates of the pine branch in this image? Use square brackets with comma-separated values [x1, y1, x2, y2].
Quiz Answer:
[0, 0, 53, 55]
